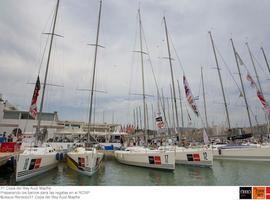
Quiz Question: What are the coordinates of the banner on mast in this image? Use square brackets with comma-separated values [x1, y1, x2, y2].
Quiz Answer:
[155, 115, 165, 129]
[246, 72, 270, 119]
[183, 76, 199, 117]
[29, 76, 40, 119]
[246, 73, 256, 88]
[257, 90, 270, 119]
[235, 51, 270, 120]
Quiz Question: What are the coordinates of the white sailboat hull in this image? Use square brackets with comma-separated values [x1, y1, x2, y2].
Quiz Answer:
[66, 147, 104, 176]
[213, 145, 270, 161]
[114, 147, 175, 170]
[159, 146, 213, 167]
[174, 148, 213, 167]
[16, 146, 58, 182]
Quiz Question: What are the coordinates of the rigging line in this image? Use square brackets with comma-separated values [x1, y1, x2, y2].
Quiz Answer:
[128, 11, 140, 121]
[253, 52, 267, 76]
[128, 11, 139, 100]
[42, 4, 56, 35]
[38, 31, 51, 76]
[38, 8, 55, 76]
[249, 107, 259, 126]
[197, 69, 202, 99]
[141, 22, 160, 93]
[140, 15, 164, 116]
[236, 52, 260, 92]
[168, 32, 185, 75]
[215, 46, 242, 95]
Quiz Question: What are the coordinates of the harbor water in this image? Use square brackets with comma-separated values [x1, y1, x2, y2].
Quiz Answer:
[0, 159, 269, 186]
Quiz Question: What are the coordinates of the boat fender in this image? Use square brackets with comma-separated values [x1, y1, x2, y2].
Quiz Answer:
[218, 148, 222, 155]
[56, 153, 60, 160]
[60, 153, 64, 161]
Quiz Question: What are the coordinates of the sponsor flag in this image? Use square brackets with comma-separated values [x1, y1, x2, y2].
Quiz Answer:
[246, 73, 256, 88]
[155, 115, 165, 129]
[257, 90, 270, 118]
[183, 76, 199, 116]
[252, 187, 265, 199]
[29, 76, 40, 119]
[246, 72, 270, 119]
[266, 187, 270, 199]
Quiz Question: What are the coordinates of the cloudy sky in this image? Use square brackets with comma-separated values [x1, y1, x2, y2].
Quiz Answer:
[0, 0, 270, 129]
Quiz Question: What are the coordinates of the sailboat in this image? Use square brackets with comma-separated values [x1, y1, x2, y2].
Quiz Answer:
[209, 34, 270, 161]
[158, 17, 213, 167]
[114, 9, 175, 170]
[16, 0, 61, 182]
[66, 0, 104, 176]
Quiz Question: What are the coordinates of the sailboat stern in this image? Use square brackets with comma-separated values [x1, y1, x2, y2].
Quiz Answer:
[16, 147, 58, 182]
[66, 148, 103, 176]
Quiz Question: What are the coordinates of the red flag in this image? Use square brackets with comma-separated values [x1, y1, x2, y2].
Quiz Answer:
[29, 76, 40, 119]
[257, 90, 270, 116]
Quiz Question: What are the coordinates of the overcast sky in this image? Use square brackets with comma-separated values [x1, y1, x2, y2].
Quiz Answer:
[0, 0, 270, 129]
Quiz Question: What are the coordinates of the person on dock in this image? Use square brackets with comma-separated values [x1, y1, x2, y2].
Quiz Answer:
[7, 134, 13, 142]
[3, 132, 6, 142]
[120, 135, 124, 147]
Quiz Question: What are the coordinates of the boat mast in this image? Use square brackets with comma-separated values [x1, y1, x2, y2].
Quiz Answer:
[161, 88, 168, 127]
[163, 17, 180, 129]
[36, 0, 60, 146]
[201, 67, 209, 128]
[209, 31, 231, 129]
[177, 80, 184, 127]
[139, 106, 142, 129]
[230, 39, 253, 131]
[136, 107, 139, 129]
[146, 102, 149, 130]
[166, 96, 171, 128]
[112, 111, 115, 124]
[151, 103, 154, 130]
[261, 47, 270, 77]
[87, 0, 102, 143]
[138, 9, 148, 144]
[133, 108, 136, 127]
[170, 84, 176, 129]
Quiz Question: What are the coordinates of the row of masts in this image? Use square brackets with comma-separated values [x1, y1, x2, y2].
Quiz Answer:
[37, 0, 269, 145]
[209, 32, 269, 133]
[134, 9, 269, 140]
[35, 0, 103, 145]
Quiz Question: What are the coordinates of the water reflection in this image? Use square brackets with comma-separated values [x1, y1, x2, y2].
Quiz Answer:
[0, 159, 269, 186]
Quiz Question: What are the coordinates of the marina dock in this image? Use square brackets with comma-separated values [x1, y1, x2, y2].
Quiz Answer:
[0, 151, 22, 167]
[98, 150, 115, 160]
